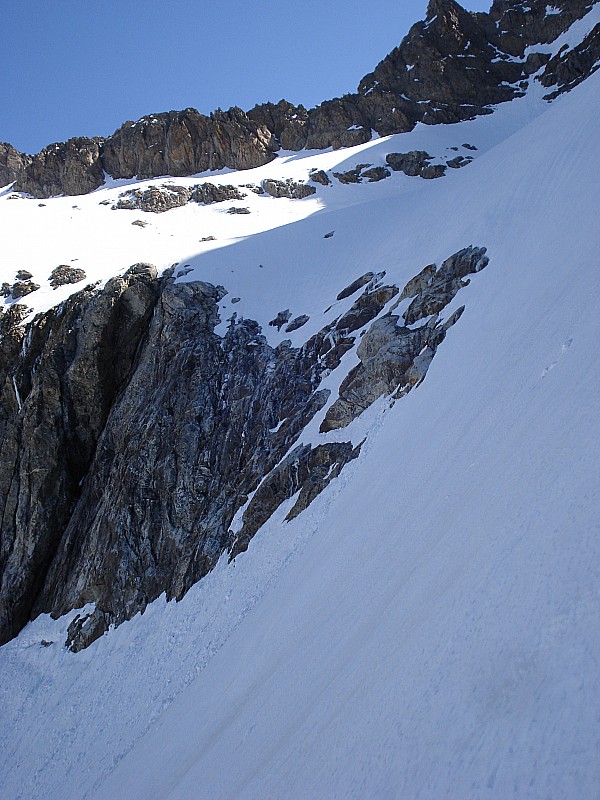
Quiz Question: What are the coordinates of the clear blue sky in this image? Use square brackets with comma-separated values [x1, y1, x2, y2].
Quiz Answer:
[3, 0, 491, 154]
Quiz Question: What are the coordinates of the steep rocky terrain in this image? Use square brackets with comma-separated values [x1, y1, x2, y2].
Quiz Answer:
[1, 0, 599, 652]
[0, 245, 487, 649]
[1, 2, 599, 798]
[3, 0, 598, 198]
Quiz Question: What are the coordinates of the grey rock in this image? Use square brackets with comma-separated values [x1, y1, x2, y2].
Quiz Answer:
[11, 281, 40, 299]
[269, 309, 292, 331]
[446, 155, 473, 169]
[132, 219, 148, 227]
[337, 272, 375, 301]
[309, 170, 331, 186]
[404, 245, 489, 325]
[49, 265, 87, 289]
[15, 270, 33, 281]
[262, 179, 316, 199]
[361, 166, 391, 182]
[421, 164, 447, 180]
[321, 245, 489, 432]
[336, 284, 399, 334]
[191, 183, 246, 204]
[115, 185, 192, 213]
[15, 137, 104, 198]
[399, 264, 436, 300]
[386, 151, 445, 179]
[285, 314, 310, 333]
[0, 270, 160, 644]
[227, 206, 251, 214]
[333, 164, 371, 184]
[0, 143, 32, 187]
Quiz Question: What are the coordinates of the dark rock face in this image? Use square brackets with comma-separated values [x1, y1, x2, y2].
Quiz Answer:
[15, 138, 104, 198]
[102, 107, 277, 180]
[269, 309, 292, 330]
[539, 22, 600, 99]
[0, 271, 348, 649]
[0, 245, 490, 649]
[489, 0, 594, 56]
[229, 441, 362, 560]
[337, 272, 376, 301]
[0, 143, 32, 187]
[0, 266, 160, 644]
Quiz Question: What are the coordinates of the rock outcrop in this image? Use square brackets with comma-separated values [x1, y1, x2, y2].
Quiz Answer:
[5, 1, 595, 198]
[48, 265, 87, 288]
[321, 246, 489, 431]
[102, 107, 277, 180]
[14, 137, 104, 198]
[0, 143, 32, 187]
[261, 179, 316, 199]
[386, 152, 446, 180]
[0, 245, 490, 650]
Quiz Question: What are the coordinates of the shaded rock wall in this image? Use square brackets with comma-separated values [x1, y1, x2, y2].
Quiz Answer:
[0, 245, 490, 650]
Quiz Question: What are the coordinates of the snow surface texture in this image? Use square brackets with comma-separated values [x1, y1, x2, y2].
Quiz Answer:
[1, 9, 600, 799]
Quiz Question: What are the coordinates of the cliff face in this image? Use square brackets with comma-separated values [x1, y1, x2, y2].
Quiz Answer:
[0, 247, 489, 649]
[5, 0, 597, 198]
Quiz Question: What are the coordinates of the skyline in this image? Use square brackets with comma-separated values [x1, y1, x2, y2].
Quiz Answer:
[4, 0, 490, 154]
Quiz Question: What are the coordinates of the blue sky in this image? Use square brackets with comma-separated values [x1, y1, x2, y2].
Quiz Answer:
[4, 0, 490, 154]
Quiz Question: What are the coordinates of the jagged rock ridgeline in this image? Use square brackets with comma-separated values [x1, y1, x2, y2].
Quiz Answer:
[4, 0, 597, 198]
[0, 246, 489, 650]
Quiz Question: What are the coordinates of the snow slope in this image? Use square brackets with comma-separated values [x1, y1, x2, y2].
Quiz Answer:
[1, 12, 600, 800]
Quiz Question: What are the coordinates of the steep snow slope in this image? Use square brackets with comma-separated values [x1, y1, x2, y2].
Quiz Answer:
[1, 19, 600, 800]
[90, 69, 600, 800]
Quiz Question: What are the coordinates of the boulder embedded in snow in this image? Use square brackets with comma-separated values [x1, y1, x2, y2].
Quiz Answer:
[309, 169, 331, 186]
[115, 185, 191, 213]
[11, 281, 40, 299]
[49, 265, 87, 289]
[285, 314, 310, 333]
[386, 150, 446, 179]
[261, 179, 316, 199]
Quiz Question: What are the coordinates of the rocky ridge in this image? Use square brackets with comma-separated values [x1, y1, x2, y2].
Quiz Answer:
[4, 0, 597, 198]
[0, 246, 488, 650]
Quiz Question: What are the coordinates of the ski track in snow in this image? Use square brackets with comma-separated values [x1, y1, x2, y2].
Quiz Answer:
[1, 10, 600, 799]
